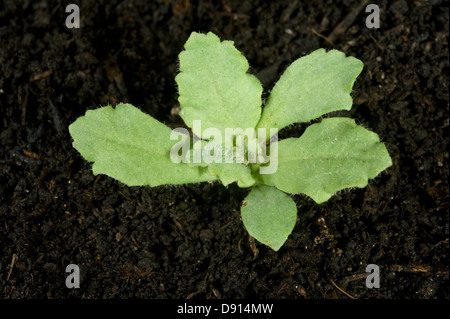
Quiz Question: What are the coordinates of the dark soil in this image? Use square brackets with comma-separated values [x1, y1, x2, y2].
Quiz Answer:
[0, 0, 448, 299]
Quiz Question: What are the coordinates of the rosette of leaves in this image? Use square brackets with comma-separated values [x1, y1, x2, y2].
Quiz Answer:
[69, 32, 392, 251]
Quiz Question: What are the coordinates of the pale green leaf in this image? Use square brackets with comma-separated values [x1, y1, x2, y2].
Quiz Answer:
[241, 185, 297, 251]
[256, 49, 364, 139]
[175, 32, 263, 137]
[260, 118, 392, 203]
[183, 139, 256, 187]
[208, 162, 255, 188]
[69, 103, 216, 186]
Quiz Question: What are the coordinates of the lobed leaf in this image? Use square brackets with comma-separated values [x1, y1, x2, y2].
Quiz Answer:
[241, 185, 297, 251]
[175, 32, 263, 138]
[256, 49, 364, 140]
[260, 118, 392, 204]
[69, 103, 216, 187]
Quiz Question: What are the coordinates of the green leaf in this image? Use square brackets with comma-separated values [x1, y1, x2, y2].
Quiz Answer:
[175, 32, 263, 138]
[208, 162, 255, 188]
[256, 49, 364, 139]
[69, 103, 216, 187]
[260, 118, 392, 204]
[241, 185, 297, 251]
[184, 140, 256, 187]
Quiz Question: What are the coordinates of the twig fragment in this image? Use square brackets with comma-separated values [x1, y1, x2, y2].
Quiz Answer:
[7, 254, 17, 281]
[330, 278, 356, 299]
[328, 0, 369, 44]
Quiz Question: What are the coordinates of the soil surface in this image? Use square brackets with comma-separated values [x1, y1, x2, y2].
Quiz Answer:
[0, 0, 448, 299]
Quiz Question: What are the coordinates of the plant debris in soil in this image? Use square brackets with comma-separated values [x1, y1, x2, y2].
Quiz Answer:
[0, 0, 448, 299]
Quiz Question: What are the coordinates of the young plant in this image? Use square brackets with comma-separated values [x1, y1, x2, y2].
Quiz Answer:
[69, 32, 392, 251]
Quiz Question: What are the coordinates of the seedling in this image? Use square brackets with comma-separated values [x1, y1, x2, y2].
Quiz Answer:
[69, 32, 392, 251]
